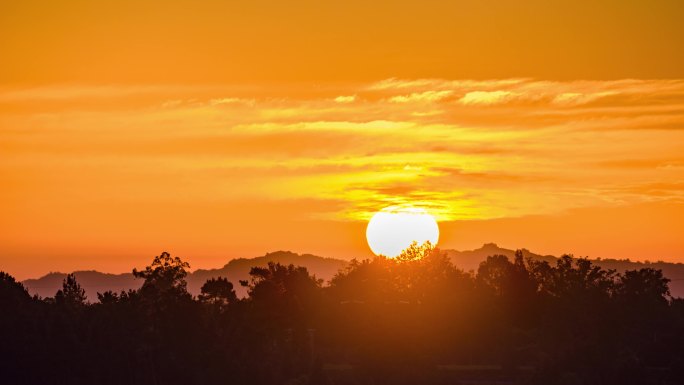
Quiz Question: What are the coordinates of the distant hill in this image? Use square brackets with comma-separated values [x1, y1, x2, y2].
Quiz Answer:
[23, 251, 348, 300]
[444, 242, 557, 272]
[187, 251, 348, 297]
[445, 243, 684, 299]
[23, 270, 141, 301]
[21, 245, 684, 300]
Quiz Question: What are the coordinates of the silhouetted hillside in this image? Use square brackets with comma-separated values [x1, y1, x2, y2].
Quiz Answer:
[445, 242, 557, 272]
[446, 243, 684, 298]
[591, 258, 684, 300]
[188, 251, 348, 297]
[23, 270, 140, 301]
[22, 245, 684, 299]
[23, 251, 347, 300]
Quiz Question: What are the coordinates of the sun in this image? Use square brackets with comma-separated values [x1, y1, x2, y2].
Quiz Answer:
[366, 206, 440, 258]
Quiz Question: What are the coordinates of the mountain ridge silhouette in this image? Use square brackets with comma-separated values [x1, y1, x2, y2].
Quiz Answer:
[21, 244, 684, 300]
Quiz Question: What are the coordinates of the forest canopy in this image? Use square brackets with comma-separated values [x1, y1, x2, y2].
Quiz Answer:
[1, 249, 683, 385]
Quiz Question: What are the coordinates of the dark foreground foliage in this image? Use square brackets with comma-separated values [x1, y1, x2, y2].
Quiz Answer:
[2, 249, 683, 385]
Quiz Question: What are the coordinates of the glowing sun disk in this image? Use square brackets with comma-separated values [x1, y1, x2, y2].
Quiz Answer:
[366, 206, 439, 258]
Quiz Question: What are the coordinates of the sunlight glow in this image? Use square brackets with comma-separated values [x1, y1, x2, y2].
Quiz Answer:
[365, 206, 440, 258]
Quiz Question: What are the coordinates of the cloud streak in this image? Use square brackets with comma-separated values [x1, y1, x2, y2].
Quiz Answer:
[1, 78, 683, 226]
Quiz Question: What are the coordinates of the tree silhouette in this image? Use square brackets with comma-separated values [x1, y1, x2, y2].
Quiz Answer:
[0, 272, 38, 383]
[96, 290, 121, 304]
[244, 262, 323, 326]
[133, 251, 191, 300]
[55, 273, 87, 306]
[617, 268, 670, 303]
[0, 271, 32, 306]
[396, 240, 434, 262]
[477, 254, 515, 296]
[199, 277, 237, 306]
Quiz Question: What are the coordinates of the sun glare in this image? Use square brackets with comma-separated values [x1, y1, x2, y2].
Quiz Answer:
[366, 206, 440, 258]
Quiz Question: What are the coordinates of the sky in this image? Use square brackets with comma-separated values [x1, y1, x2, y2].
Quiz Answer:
[1, 0, 684, 279]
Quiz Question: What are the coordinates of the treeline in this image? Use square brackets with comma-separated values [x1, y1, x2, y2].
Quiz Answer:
[2, 246, 683, 385]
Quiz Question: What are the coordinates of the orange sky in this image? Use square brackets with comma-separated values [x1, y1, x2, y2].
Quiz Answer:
[2, 1, 684, 279]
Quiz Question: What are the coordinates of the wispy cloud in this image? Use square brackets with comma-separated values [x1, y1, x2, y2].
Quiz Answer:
[334, 95, 356, 103]
[2, 78, 683, 225]
[459, 91, 517, 105]
[388, 90, 453, 103]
